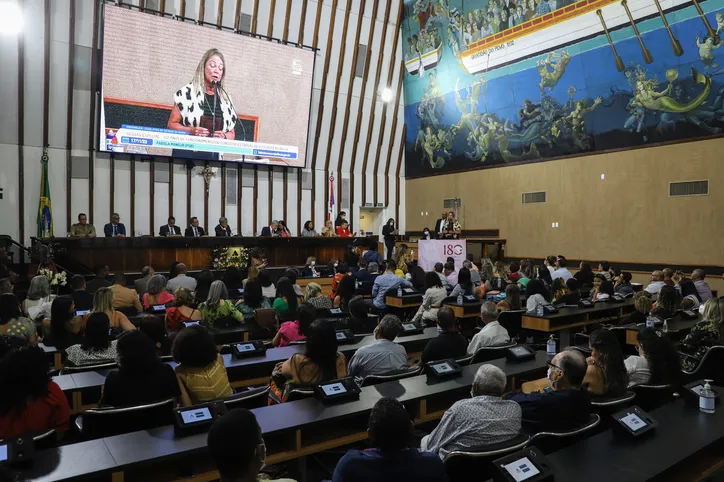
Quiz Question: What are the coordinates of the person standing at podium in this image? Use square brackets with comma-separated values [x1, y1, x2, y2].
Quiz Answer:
[382, 218, 397, 260]
[434, 211, 447, 239]
[185, 217, 206, 237]
[215, 217, 232, 236]
[159, 217, 182, 236]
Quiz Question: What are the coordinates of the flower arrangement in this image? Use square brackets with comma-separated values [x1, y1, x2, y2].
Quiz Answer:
[211, 246, 249, 269]
[38, 268, 68, 288]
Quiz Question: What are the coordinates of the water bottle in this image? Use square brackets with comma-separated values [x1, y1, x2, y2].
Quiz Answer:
[646, 313, 656, 329]
[457, 294, 463, 305]
[536, 303, 544, 317]
[662, 319, 668, 333]
[546, 335, 556, 356]
[397, 286, 403, 297]
[700, 379, 716, 414]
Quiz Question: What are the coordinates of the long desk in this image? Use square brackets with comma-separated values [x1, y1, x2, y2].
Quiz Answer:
[624, 314, 701, 345]
[23, 352, 548, 482]
[522, 299, 636, 346]
[37, 236, 372, 272]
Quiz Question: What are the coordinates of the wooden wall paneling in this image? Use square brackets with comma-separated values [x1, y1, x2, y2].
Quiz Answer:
[66, 0, 76, 230]
[17, 1, 25, 244]
[150, 158, 155, 235]
[180, 0, 186, 18]
[42, 0, 50, 147]
[237, 166, 242, 233]
[253, 165, 258, 235]
[282, 0, 292, 41]
[384, 63, 404, 206]
[160, 0, 166, 15]
[139, 0, 146, 10]
[372, 6, 404, 206]
[221, 164, 226, 217]
[233, 0, 243, 30]
[204, 161, 210, 232]
[296, 0, 308, 44]
[88, 0, 100, 224]
[110, 155, 115, 216]
[168, 159, 174, 217]
[283, 168, 288, 225]
[296, 169, 302, 235]
[130, 156, 136, 235]
[308, 0, 326, 227]
[294, 0, 309, 235]
[186, 167, 191, 227]
[267, 0, 276, 36]
[267, 168, 272, 225]
[395, 125, 405, 223]
[251, 0, 259, 33]
[216, 0, 225, 27]
[360, 0, 393, 205]
[198, 0, 205, 23]
[348, 0, 384, 203]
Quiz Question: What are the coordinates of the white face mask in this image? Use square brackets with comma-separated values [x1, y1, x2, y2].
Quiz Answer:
[424, 230, 429, 235]
[311, 261, 316, 266]
[334, 263, 338, 267]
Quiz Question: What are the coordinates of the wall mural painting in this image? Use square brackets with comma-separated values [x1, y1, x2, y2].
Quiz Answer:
[402, 0, 724, 178]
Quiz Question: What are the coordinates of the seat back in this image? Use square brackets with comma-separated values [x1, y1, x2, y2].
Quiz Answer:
[443, 433, 530, 482]
[632, 383, 675, 411]
[529, 414, 601, 454]
[60, 361, 118, 375]
[357, 281, 374, 295]
[254, 308, 277, 331]
[497, 310, 524, 338]
[361, 366, 423, 387]
[223, 387, 271, 411]
[471, 342, 517, 364]
[77, 398, 176, 440]
[455, 354, 474, 366]
[115, 305, 139, 317]
[590, 390, 636, 418]
[214, 316, 243, 330]
[683, 346, 724, 387]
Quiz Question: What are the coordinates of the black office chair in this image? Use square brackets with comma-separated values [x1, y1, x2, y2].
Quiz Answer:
[214, 316, 243, 330]
[590, 390, 636, 418]
[75, 398, 176, 440]
[632, 383, 676, 411]
[529, 414, 601, 454]
[360, 366, 422, 387]
[455, 354, 474, 366]
[224, 386, 271, 410]
[115, 306, 140, 317]
[498, 310, 524, 339]
[59, 361, 118, 375]
[470, 342, 517, 364]
[682, 346, 724, 387]
[443, 433, 530, 482]
[356, 281, 374, 296]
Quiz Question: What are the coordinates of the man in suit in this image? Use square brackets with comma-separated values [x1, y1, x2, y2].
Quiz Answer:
[110, 272, 143, 313]
[134, 265, 154, 295]
[185, 217, 206, 237]
[70, 274, 93, 311]
[86, 265, 112, 294]
[434, 211, 447, 239]
[215, 216, 233, 236]
[260, 221, 278, 237]
[160, 216, 182, 236]
[103, 213, 127, 238]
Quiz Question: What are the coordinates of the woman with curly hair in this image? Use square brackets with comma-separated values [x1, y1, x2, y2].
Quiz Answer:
[584, 328, 628, 397]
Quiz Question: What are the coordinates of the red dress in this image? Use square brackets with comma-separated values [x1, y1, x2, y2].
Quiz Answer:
[0, 381, 71, 439]
[329, 273, 345, 299]
[165, 307, 198, 332]
[335, 226, 351, 237]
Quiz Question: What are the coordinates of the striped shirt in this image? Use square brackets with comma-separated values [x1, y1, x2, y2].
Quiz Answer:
[175, 354, 233, 404]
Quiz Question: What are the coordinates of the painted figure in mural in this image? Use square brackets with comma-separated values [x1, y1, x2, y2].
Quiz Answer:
[519, 100, 542, 128]
[537, 51, 571, 93]
[423, 70, 446, 115]
[633, 67, 710, 113]
[414, 0, 438, 30]
[696, 35, 721, 70]
[717, 12, 724, 34]
[565, 98, 603, 150]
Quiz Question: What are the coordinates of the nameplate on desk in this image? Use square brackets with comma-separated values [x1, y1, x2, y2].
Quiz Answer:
[173, 401, 227, 436]
[238, 288, 244, 294]
[231, 341, 266, 359]
[506, 345, 536, 362]
[0, 435, 35, 466]
[335, 329, 355, 344]
[493, 446, 554, 482]
[426, 358, 462, 379]
[329, 308, 344, 315]
[153, 305, 167, 312]
[403, 288, 417, 295]
[464, 295, 477, 302]
[612, 405, 657, 437]
[399, 321, 424, 336]
[314, 377, 361, 404]
[75, 310, 90, 316]
[183, 321, 200, 328]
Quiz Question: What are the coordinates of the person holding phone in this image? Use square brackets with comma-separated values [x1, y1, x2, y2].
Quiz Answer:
[382, 218, 398, 260]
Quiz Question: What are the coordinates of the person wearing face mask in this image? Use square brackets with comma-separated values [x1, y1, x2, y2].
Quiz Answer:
[301, 256, 318, 277]
[207, 408, 296, 482]
[334, 211, 348, 230]
[420, 227, 432, 240]
[504, 348, 590, 433]
[382, 218, 398, 260]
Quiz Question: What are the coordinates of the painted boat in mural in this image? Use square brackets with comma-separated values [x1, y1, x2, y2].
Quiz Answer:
[406, 43, 444, 76]
[460, 0, 696, 75]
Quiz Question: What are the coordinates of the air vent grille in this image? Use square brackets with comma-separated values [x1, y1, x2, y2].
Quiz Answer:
[522, 191, 547, 204]
[443, 198, 462, 209]
[670, 180, 708, 197]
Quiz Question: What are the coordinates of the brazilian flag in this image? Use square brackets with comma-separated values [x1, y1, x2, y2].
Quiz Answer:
[37, 152, 53, 238]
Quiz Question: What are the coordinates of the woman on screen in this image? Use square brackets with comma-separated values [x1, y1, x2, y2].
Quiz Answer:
[167, 49, 238, 158]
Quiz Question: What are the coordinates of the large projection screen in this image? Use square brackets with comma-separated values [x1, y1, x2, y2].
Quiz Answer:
[99, 6, 314, 168]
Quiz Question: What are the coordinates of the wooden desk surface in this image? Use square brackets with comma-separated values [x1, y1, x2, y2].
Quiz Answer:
[521, 299, 636, 332]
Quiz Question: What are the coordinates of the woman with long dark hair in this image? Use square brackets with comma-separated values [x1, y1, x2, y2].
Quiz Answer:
[43, 295, 82, 350]
[652, 285, 680, 319]
[679, 278, 702, 310]
[65, 312, 118, 366]
[536, 264, 553, 289]
[382, 218, 397, 260]
[273, 303, 316, 347]
[257, 269, 276, 298]
[450, 267, 478, 299]
[625, 328, 680, 386]
[235, 278, 272, 321]
[333, 275, 356, 311]
[591, 275, 614, 302]
[497, 284, 521, 311]
[273, 277, 299, 314]
[525, 279, 550, 312]
[584, 328, 628, 397]
[574, 262, 595, 288]
[0, 346, 71, 439]
[222, 266, 243, 292]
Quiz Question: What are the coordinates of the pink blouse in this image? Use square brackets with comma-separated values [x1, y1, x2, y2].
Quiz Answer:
[142, 291, 175, 309]
[277, 320, 306, 347]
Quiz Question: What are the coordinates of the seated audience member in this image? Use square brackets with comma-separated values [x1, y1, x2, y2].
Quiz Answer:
[173, 325, 233, 406]
[645, 271, 666, 296]
[651, 285, 680, 319]
[301, 220, 318, 237]
[433, 262, 449, 287]
[84, 287, 135, 332]
[556, 278, 582, 305]
[444, 261, 458, 287]
[420, 307, 468, 364]
[71, 274, 94, 311]
[304, 282, 332, 310]
[536, 264, 553, 290]
[591, 275, 614, 302]
[490, 261, 509, 290]
[662, 268, 675, 286]
[222, 266, 244, 292]
[369, 262, 413, 310]
[0, 346, 71, 440]
[273, 277, 299, 314]
[164, 287, 202, 331]
[142, 274, 175, 309]
[193, 270, 214, 304]
[236, 278, 272, 322]
[367, 262, 383, 282]
[584, 329, 628, 397]
[270, 321, 347, 403]
[334, 275, 356, 311]
[680, 298, 724, 369]
[0, 293, 37, 346]
[284, 268, 304, 298]
[301, 257, 319, 278]
[333, 397, 446, 482]
[544, 256, 557, 276]
[101, 331, 180, 407]
[422, 365, 521, 458]
[362, 242, 384, 267]
[258, 269, 276, 299]
[242, 266, 259, 288]
[621, 292, 653, 325]
[679, 278, 702, 311]
[598, 261, 612, 281]
[166, 263, 197, 293]
[199, 281, 244, 327]
[134, 266, 155, 296]
[692, 269, 714, 302]
[508, 261, 522, 283]
[110, 272, 143, 313]
[330, 262, 349, 297]
[65, 312, 118, 366]
[450, 267, 479, 300]
[345, 245, 360, 271]
[463, 260, 481, 285]
[468, 302, 510, 353]
[273, 303, 315, 348]
[86, 265, 112, 294]
[625, 328, 680, 387]
[550, 278, 566, 304]
[552, 256, 573, 281]
[23, 275, 54, 318]
[137, 315, 171, 356]
[525, 279, 551, 312]
[42, 296, 82, 349]
[353, 259, 370, 281]
[407, 261, 427, 291]
[497, 284, 522, 311]
[615, 272, 635, 295]
[348, 315, 407, 379]
[517, 263, 534, 289]
[207, 408, 296, 482]
[574, 262, 595, 288]
[412, 272, 448, 325]
[0, 278, 11, 296]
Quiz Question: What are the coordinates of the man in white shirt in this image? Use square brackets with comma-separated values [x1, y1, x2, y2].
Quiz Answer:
[166, 263, 197, 293]
[551, 256, 573, 281]
[348, 315, 408, 379]
[468, 302, 510, 353]
[644, 270, 666, 296]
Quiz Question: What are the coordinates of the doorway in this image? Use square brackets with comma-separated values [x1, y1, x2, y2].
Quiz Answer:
[358, 208, 384, 237]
